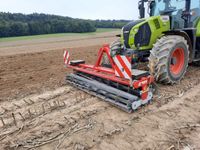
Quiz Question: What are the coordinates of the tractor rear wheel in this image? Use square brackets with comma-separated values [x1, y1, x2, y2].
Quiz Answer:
[149, 35, 189, 84]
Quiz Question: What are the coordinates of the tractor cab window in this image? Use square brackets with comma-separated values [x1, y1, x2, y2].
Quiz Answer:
[153, 0, 185, 16]
[153, 0, 186, 29]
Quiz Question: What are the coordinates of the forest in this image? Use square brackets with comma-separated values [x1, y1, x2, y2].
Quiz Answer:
[0, 12, 129, 37]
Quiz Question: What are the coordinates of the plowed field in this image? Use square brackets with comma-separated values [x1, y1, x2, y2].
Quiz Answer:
[0, 31, 200, 150]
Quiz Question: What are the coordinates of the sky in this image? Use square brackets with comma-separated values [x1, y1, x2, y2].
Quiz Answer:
[0, 0, 140, 20]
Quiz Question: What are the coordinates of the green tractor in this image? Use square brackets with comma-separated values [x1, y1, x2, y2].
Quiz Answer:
[64, 0, 200, 112]
[110, 0, 200, 84]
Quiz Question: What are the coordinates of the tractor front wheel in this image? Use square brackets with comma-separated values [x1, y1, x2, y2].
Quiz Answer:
[149, 35, 189, 84]
[102, 39, 121, 67]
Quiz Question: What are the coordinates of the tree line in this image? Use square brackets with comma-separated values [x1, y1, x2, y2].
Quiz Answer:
[0, 12, 129, 37]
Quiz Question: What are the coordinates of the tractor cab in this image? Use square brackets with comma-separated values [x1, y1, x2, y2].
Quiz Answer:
[139, 0, 200, 29]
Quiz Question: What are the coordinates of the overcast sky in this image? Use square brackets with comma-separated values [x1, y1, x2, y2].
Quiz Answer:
[0, 0, 140, 20]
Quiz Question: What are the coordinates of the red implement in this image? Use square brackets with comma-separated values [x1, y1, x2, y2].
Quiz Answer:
[64, 45, 154, 112]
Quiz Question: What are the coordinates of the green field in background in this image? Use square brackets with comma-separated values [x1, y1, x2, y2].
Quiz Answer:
[0, 28, 120, 42]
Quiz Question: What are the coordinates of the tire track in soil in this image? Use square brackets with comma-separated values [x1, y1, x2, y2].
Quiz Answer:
[0, 86, 100, 129]
[0, 86, 113, 149]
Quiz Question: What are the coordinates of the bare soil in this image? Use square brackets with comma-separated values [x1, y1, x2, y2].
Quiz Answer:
[0, 31, 118, 56]
[0, 32, 200, 150]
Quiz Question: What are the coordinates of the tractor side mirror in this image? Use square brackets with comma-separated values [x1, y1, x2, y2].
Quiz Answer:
[149, 1, 155, 9]
[149, 1, 156, 16]
[138, 1, 145, 18]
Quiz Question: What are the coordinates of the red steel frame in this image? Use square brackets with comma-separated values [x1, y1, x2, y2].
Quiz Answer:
[66, 45, 154, 100]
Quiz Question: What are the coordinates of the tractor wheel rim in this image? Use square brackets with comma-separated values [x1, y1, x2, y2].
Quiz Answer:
[170, 48, 185, 75]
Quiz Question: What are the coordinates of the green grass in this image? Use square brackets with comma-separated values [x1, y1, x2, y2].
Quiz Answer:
[95, 28, 120, 33]
[0, 28, 120, 42]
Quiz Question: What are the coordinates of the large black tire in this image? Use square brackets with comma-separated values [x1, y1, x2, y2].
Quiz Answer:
[102, 39, 121, 67]
[149, 35, 189, 84]
[110, 39, 122, 57]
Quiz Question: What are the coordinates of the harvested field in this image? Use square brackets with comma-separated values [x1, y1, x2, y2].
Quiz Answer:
[0, 31, 200, 150]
